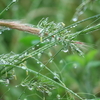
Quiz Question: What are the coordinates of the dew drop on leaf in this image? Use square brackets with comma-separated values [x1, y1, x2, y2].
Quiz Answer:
[32, 47, 35, 50]
[21, 66, 26, 69]
[24, 98, 27, 100]
[0, 32, 2, 34]
[37, 53, 42, 58]
[62, 49, 68, 53]
[48, 52, 52, 57]
[6, 79, 9, 84]
[72, 17, 78, 22]
[49, 59, 53, 63]
[28, 87, 33, 90]
[21, 83, 26, 87]
[40, 64, 43, 67]
[59, 60, 63, 64]
[37, 61, 40, 64]
[12, 0, 16, 2]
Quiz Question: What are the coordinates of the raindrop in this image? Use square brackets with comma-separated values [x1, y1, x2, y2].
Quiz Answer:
[36, 44, 39, 47]
[46, 39, 50, 42]
[6, 7, 9, 11]
[62, 49, 68, 53]
[73, 24, 77, 28]
[28, 87, 33, 90]
[57, 94, 61, 99]
[37, 61, 40, 64]
[38, 86, 41, 88]
[72, 17, 78, 22]
[49, 59, 53, 63]
[51, 38, 55, 42]
[37, 53, 42, 58]
[6, 79, 9, 84]
[15, 85, 19, 87]
[68, 30, 71, 33]
[21, 83, 26, 87]
[24, 98, 27, 100]
[53, 72, 59, 79]
[48, 52, 52, 57]
[40, 64, 43, 67]
[73, 64, 77, 69]
[0, 32, 2, 34]
[7, 28, 11, 30]
[12, 0, 16, 2]
[59, 60, 63, 64]
[21, 66, 26, 69]
[24, 52, 27, 56]
[6, 85, 8, 87]
[79, 11, 83, 15]
[32, 47, 35, 50]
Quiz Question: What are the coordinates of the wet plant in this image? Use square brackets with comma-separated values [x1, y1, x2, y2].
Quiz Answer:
[0, 0, 100, 100]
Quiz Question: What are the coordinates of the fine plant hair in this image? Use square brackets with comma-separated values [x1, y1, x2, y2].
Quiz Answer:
[0, 1, 100, 100]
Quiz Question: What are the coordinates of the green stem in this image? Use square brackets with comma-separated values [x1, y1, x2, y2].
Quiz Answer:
[69, 23, 100, 39]
[17, 65, 83, 100]
[0, 0, 16, 16]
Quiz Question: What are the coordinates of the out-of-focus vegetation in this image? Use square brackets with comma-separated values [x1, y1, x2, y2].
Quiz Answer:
[0, 0, 100, 100]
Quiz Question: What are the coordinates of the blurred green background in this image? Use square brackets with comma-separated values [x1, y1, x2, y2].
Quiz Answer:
[0, 0, 100, 100]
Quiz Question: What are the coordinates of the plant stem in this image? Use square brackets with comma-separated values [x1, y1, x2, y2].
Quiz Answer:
[0, 0, 16, 16]
[69, 23, 100, 39]
[0, 20, 40, 35]
[17, 65, 83, 100]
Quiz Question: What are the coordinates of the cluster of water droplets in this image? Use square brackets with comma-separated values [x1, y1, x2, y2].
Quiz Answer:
[0, 52, 19, 65]
[0, 27, 11, 35]
[0, 79, 10, 86]
[21, 77, 54, 96]
[37, 18, 68, 44]
[37, 18, 84, 55]
[53, 72, 60, 79]
[70, 42, 84, 57]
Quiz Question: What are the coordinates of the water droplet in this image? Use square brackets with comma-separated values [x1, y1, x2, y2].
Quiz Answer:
[32, 47, 35, 50]
[24, 52, 27, 56]
[21, 83, 26, 87]
[79, 11, 83, 15]
[21, 66, 26, 69]
[36, 44, 39, 47]
[7, 28, 11, 30]
[48, 52, 52, 57]
[73, 24, 77, 28]
[38, 86, 41, 88]
[37, 53, 42, 58]
[49, 59, 53, 63]
[53, 72, 59, 79]
[28, 87, 33, 90]
[6, 79, 9, 84]
[57, 94, 61, 99]
[73, 64, 77, 69]
[40, 64, 43, 67]
[46, 39, 50, 42]
[62, 49, 68, 53]
[12, 0, 16, 2]
[37, 61, 40, 64]
[51, 38, 55, 42]
[59, 60, 63, 64]
[24, 98, 27, 100]
[0, 32, 2, 34]
[15, 85, 19, 87]
[72, 17, 78, 22]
